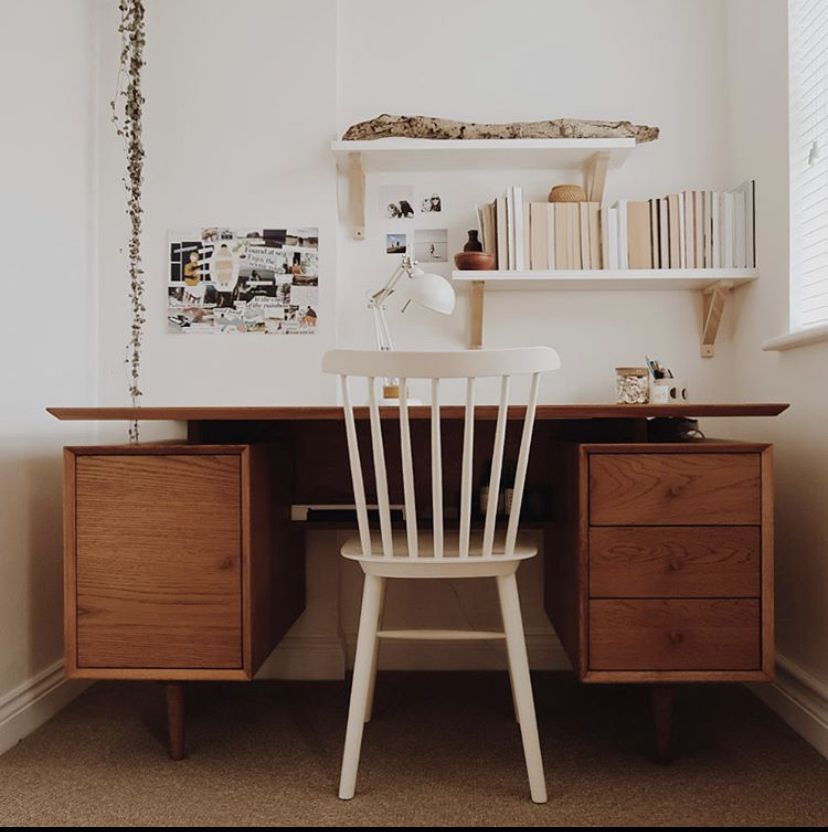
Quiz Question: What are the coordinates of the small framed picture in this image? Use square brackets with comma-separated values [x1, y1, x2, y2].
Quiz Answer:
[413, 228, 447, 263]
[386, 233, 407, 255]
[379, 185, 415, 219]
[419, 192, 443, 213]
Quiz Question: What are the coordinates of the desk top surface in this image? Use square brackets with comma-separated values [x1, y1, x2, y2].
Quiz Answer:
[47, 403, 789, 421]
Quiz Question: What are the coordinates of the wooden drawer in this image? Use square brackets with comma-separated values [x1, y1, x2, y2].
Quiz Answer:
[589, 599, 761, 671]
[73, 453, 243, 670]
[589, 453, 761, 526]
[589, 526, 761, 598]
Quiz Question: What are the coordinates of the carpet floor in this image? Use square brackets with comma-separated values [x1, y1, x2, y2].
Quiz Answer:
[0, 672, 826, 827]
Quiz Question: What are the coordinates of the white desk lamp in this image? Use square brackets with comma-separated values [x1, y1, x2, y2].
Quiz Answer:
[368, 254, 456, 400]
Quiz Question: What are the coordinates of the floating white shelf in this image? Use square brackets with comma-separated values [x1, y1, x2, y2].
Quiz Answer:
[451, 268, 758, 292]
[332, 137, 635, 240]
[454, 269, 758, 357]
[331, 137, 636, 172]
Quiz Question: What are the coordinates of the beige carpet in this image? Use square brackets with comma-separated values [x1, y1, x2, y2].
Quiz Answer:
[0, 672, 826, 827]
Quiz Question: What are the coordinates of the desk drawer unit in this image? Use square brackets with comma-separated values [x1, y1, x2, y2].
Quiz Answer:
[546, 442, 773, 684]
[63, 444, 304, 681]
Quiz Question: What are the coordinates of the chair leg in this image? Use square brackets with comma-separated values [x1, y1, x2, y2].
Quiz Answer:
[364, 578, 388, 723]
[507, 664, 521, 724]
[339, 573, 384, 800]
[497, 573, 547, 804]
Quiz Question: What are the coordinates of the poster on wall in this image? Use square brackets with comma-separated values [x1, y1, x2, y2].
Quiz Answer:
[167, 227, 319, 334]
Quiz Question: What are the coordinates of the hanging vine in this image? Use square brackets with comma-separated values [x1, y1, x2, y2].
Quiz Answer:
[111, 0, 146, 442]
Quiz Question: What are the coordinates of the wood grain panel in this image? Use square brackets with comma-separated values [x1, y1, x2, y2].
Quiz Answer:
[590, 453, 761, 525]
[589, 599, 760, 671]
[74, 454, 242, 669]
[589, 526, 760, 598]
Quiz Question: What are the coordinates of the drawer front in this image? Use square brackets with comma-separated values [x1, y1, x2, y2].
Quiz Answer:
[75, 454, 243, 669]
[589, 526, 761, 598]
[589, 599, 760, 671]
[590, 453, 761, 526]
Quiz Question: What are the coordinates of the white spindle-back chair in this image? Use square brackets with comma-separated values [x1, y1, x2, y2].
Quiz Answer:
[322, 347, 561, 804]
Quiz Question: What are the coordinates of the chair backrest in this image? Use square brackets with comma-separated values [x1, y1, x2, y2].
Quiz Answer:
[322, 348, 561, 559]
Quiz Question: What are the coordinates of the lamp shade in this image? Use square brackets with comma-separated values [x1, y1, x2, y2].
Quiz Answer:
[408, 268, 456, 315]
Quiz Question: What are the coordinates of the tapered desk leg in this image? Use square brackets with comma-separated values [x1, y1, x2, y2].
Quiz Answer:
[166, 682, 186, 761]
[651, 684, 674, 763]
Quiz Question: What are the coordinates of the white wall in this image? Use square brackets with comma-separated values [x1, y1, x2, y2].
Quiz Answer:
[0, 0, 98, 751]
[722, 0, 828, 754]
[95, 0, 339, 408]
[336, 0, 736, 404]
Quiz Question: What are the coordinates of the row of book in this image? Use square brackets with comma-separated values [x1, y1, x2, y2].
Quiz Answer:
[475, 181, 756, 271]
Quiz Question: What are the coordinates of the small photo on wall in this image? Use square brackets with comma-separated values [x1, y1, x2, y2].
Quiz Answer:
[419, 192, 443, 213]
[379, 184, 414, 219]
[386, 232, 407, 254]
[414, 228, 448, 263]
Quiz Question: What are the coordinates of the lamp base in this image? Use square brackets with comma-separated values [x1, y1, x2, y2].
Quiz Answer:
[380, 383, 422, 406]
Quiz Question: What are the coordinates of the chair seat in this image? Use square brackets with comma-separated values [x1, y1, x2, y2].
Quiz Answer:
[341, 530, 537, 578]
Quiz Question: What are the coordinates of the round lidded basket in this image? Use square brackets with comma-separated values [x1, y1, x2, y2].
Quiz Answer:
[548, 184, 586, 203]
[615, 366, 650, 404]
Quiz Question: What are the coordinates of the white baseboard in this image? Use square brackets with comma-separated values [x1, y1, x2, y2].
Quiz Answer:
[750, 653, 828, 759]
[0, 661, 92, 757]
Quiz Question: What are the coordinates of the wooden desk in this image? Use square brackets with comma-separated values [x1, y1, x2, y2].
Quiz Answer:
[51, 403, 787, 760]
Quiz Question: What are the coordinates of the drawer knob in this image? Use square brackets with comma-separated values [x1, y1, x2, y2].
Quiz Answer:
[669, 483, 684, 497]
[668, 556, 684, 572]
[668, 630, 684, 646]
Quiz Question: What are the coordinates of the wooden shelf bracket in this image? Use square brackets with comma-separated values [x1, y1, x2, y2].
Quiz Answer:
[336, 151, 365, 240]
[701, 280, 733, 358]
[470, 281, 485, 348]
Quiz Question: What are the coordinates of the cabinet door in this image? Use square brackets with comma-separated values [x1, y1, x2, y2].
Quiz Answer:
[73, 454, 242, 669]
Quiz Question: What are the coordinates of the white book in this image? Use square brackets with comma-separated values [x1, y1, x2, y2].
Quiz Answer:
[678, 192, 687, 268]
[614, 200, 629, 269]
[580, 202, 591, 269]
[606, 205, 619, 270]
[546, 204, 556, 269]
[513, 187, 525, 270]
[684, 191, 695, 268]
[496, 195, 508, 271]
[506, 188, 516, 270]
[694, 190, 704, 269]
[711, 192, 721, 269]
[523, 201, 531, 271]
[733, 180, 755, 267]
[723, 191, 735, 268]
[734, 190, 746, 268]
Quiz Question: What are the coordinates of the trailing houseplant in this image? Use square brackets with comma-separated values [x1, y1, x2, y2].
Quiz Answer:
[111, 0, 146, 442]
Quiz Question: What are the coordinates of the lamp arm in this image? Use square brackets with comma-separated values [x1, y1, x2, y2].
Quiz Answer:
[370, 300, 394, 352]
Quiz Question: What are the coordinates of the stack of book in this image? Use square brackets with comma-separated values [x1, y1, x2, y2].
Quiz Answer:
[607, 181, 756, 269]
[476, 187, 603, 270]
[475, 180, 755, 271]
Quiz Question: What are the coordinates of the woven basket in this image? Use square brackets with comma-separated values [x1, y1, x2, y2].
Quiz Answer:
[548, 184, 586, 203]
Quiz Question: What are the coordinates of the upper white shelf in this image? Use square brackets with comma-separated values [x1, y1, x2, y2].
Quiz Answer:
[451, 269, 758, 292]
[331, 137, 636, 172]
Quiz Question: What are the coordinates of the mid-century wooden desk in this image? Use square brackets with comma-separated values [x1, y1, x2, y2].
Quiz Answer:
[50, 402, 787, 761]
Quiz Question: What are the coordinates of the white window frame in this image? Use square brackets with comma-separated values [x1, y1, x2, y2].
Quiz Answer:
[764, 0, 828, 351]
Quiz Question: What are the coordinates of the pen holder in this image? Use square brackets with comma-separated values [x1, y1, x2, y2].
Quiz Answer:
[651, 378, 688, 403]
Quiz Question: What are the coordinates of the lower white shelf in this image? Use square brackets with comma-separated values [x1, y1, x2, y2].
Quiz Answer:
[451, 268, 758, 291]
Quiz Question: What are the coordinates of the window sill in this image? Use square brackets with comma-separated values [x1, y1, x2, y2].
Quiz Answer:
[762, 322, 828, 352]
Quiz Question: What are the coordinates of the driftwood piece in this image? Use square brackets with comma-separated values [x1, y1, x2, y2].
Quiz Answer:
[343, 114, 659, 144]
